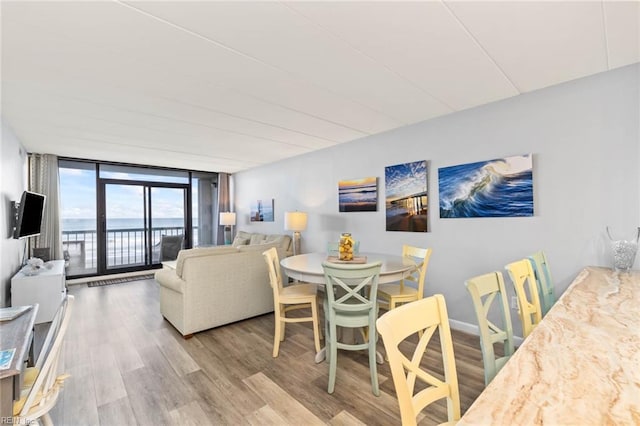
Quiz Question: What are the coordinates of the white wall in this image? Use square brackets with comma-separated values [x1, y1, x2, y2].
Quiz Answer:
[1, 120, 28, 307]
[234, 64, 640, 335]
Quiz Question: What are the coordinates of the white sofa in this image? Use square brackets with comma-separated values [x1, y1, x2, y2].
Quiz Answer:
[155, 233, 291, 337]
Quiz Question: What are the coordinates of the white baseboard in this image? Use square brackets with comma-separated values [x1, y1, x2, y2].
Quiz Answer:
[448, 318, 479, 335]
[449, 318, 524, 347]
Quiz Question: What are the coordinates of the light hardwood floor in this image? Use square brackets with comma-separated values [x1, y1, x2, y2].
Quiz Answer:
[48, 277, 488, 425]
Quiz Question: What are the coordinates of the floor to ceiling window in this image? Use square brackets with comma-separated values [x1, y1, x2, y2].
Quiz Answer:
[59, 160, 98, 276]
[59, 159, 217, 278]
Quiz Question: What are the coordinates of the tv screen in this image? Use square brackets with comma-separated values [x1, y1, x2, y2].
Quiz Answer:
[14, 191, 46, 239]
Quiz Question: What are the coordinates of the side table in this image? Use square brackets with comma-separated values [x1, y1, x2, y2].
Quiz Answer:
[11, 260, 66, 324]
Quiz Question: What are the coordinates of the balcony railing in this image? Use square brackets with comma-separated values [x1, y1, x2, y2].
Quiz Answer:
[62, 226, 197, 275]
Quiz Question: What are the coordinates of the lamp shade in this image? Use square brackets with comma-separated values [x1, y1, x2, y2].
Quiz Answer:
[219, 212, 236, 226]
[284, 211, 307, 232]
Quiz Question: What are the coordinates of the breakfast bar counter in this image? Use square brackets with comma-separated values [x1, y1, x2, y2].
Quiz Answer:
[458, 266, 640, 425]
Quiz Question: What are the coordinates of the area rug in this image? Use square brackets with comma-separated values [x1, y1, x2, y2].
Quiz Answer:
[87, 274, 155, 287]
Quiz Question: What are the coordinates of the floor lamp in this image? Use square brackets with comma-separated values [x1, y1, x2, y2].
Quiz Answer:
[220, 212, 236, 245]
[284, 211, 307, 256]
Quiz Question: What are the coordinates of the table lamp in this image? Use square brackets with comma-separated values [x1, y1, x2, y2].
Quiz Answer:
[220, 212, 236, 245]
[284, 211, 307, 256]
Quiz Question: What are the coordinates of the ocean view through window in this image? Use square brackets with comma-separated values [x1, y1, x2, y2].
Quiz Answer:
[59, 159, 214, 277]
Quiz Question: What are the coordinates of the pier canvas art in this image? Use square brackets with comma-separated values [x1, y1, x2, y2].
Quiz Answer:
[338, 177, 377, 212]
[438, 154, 533, 218]
[385, 160, 428, 232]
[250, 199, 274, 222]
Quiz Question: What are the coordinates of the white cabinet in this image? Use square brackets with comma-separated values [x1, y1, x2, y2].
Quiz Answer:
[11, 259, 66, 324]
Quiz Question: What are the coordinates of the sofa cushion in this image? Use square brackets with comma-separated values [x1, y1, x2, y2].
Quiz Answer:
[237, 241, 281, 253]
[249, 233, 267, 245]
[265, 234, 292, 252]
[230, 231, 292, 254]
[176, 246, 238, 277]
[236, 231, 252, 241]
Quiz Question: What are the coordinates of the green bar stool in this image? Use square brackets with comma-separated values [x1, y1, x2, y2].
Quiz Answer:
[465, 271, 515, 386]
[322, 261, 382, 396]
[528, 251, 556, 316]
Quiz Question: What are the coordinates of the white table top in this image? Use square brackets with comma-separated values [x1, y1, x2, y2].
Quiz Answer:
[458, 266, 640, 425]
[280, 252, 417, 284]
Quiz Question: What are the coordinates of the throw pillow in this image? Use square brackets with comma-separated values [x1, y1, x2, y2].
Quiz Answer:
[264, 235, 286, 249]
[232, 236, 249, 247]
[236, 231, 252, 241]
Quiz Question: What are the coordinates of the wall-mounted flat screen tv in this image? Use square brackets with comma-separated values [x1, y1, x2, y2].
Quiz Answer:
[14, 191, 46, 239]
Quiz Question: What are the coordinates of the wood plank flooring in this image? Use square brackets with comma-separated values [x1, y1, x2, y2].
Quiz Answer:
[48, 277, 488, 425]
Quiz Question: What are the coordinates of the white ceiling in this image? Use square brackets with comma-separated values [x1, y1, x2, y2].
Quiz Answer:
[2, 1, 638, 173]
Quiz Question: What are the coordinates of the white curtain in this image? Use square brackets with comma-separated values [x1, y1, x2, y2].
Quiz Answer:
[215, 172, 231, 245]
[29, 154, 62, 260]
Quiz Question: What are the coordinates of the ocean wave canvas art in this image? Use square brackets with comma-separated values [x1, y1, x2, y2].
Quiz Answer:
[385, 160, 428, 232]
[438, 154, 533, 218]
[339, 177, 377, 212]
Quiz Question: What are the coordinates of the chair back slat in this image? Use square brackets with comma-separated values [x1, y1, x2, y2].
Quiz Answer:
[400, 245, 432, 296]
[322, 262, 382, 316]
[263, 247, 284, 294]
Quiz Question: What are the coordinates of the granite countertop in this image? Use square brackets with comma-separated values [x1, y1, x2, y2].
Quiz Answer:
[458, 266, 640, 425]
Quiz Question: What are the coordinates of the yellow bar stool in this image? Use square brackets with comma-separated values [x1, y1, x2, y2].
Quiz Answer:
[465, 271, 515, 386]
[263, 247, 322, 358]
[528, 251, 556, 316]
[376, 295, 460, 426]
[505, 259, 542, 338]
[378, 245, 432, 311]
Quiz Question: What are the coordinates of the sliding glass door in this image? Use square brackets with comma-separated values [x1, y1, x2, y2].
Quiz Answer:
[99, 182, 188, 274]
[103, 183, 148, 271]
[150, 187, 186, 264]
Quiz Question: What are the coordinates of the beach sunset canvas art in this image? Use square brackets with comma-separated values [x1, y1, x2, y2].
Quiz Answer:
[438, 154, 533, 218]
[338, 177, 377, 212]
[385, 160, 428, 232]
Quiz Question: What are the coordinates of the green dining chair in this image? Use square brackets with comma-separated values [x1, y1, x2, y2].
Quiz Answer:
[528, 251, 555, 316]
[321, 261, 382, 395]
[505, 259, 542, 338]
[465, 271, 515, 386]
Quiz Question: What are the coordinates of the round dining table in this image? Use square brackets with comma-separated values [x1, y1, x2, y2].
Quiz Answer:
[280, 252, 418, 363]
[280, 252, 418, 284]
